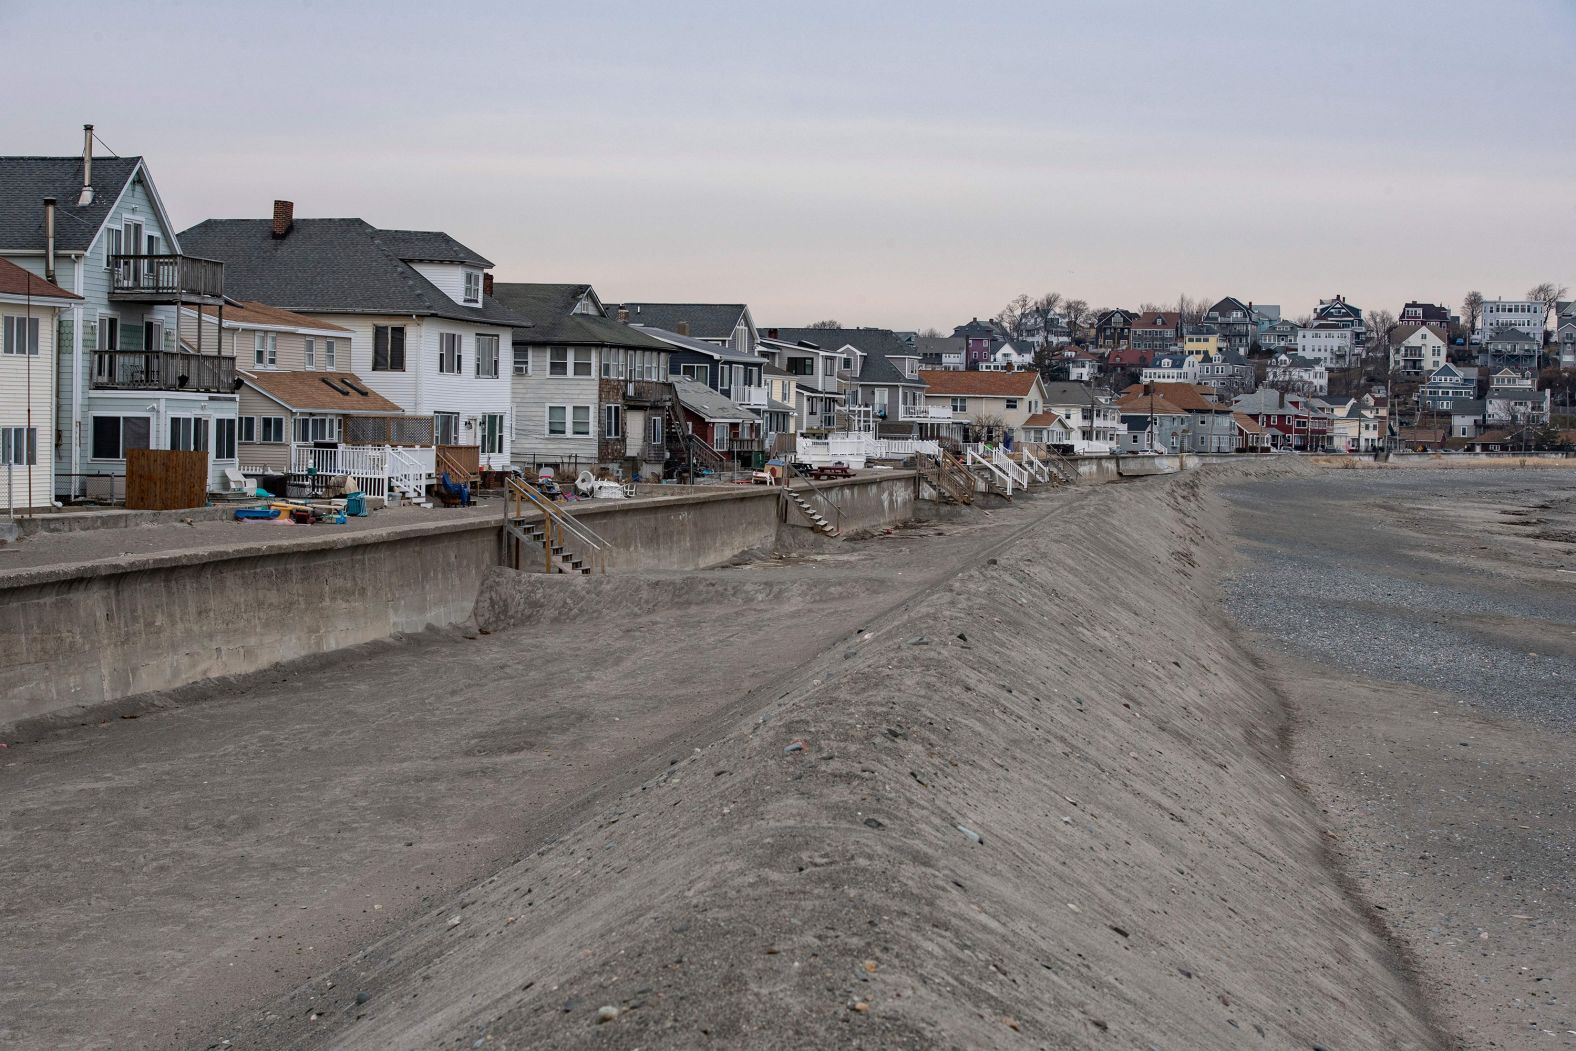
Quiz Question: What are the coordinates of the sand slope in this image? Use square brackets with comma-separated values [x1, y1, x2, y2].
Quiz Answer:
[229, 467, 1444, 1050]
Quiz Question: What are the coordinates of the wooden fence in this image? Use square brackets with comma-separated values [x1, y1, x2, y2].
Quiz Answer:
[125, 449, 208, 510]
[437, 443, 480, 483]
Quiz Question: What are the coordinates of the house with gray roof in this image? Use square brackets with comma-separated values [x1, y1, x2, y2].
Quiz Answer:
[1477, 326, 1541, 371]
[607, 302, 756, 356]
[765, 327, 928, 436]
[490, 282, 676, 476]
[670, 378, 764, 462]
[181, 202, 528, 469]
[1, 129, 241, 498]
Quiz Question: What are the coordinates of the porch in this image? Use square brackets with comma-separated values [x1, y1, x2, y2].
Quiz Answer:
[284, 443, 437, 506]
[109, 254, 225, 305]
[93, 350, 237, 393]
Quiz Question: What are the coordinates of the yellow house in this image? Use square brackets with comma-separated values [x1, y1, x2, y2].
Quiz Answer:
[1183, 329, 1219, 356]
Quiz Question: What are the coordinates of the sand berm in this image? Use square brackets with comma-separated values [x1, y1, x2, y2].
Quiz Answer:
[232, 464, 1446, 1050]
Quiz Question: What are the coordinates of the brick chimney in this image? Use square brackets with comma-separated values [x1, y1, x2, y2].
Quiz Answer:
[272, 200, 294, 239]
[617, 308, 629, 323]
[676, 321, 690, 337]
[482, 272, 493, 297]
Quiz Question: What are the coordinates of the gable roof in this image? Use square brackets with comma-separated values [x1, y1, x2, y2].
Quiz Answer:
[1041, 381, 1114, 406]
[241, 369, 405, 414]
[0, 257, 80, 300]
[178, 218, 529, 327]
[1120, 383, 1229, 412]
[917, 369, 1040, 397]
[491, 283, 674, 350]
[1022, 411, 1068, 429]
[1114, 392, 1189, 416]
[1233, 412, 1265, 434]
[1132, 311, 1181, 329]
[609, 303, 748, 342]
[769, 327, 921, 386]
[374, 230, 491, 267]
[0, 155, 148, 253]
[1485, 325, 1539, 344]
[1206, 297, 1252, 317]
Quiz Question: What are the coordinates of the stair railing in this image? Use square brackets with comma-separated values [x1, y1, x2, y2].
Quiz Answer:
[784, 463, 844, 533]
[966, 449, 1014, 495]
[505, 477, 612, 574]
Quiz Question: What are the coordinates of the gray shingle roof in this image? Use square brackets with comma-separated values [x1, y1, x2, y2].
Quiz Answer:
[0, 156, 144, 252]
[672, 378, 754, 422]
[178, 218, 529, 327]
[490, 283, 672, 349]
[375, 229, 492, 268]
[1485, 326, 1539, 344]
[608, 303, 747, 341]
[768, 327, 921, 386]
[635, 325, 764, 364]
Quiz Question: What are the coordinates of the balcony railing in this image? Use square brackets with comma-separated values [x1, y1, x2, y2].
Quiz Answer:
[93, 350, 236, 392]
[900, 405, 954, 421]
[622, 379, 673, 405]
[738, 384, 769, 408]
[109, 254, 225, 303]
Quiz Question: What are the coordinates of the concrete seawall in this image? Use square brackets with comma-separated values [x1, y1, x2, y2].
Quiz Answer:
[1, 473, 919, 729]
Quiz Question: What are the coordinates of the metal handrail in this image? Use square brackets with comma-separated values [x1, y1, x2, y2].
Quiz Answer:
[785, 462, 844, 532]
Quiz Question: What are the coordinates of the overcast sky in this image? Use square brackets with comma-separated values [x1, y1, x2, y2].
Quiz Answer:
[7, 0, 1573, 329]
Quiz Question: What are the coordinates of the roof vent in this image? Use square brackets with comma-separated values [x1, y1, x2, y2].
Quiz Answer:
[78, 125, 94, 207]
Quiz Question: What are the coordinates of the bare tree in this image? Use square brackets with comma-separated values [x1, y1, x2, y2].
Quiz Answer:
[1028, 292, 1063, 341]
[805, 319, 842, 330]
[994, 294, 1033, 339]
[917, 326, 944, 339]
[1365, 308, 1397, 383]
[1461, 290, 1484, 335]
[1176, 294, 1213, 326]
[1527, 282, 1569, 335]
[1064, 298, 1091, 340]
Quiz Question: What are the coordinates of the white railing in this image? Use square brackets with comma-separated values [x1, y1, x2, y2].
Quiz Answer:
[967, 449, 1014, 494]
[961, 442, 986, 457]
[738, 385, 769, 408]
[1017, 447, 1051, 483]
[873, 437, 941, 458]
[992, 446, 1031, 489]
[899, 405, 954, 421]
[288, 443, 436, 506]
[795, 435, 869, 469]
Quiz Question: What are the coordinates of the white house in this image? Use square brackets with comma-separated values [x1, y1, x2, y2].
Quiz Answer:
[1297, 323, 1356, 369]
[1267, 352, 1329, 395]
[0, 260, 80, 511]
[1389, 324, 1448, 379]
[1140, 352, 1201, 384]
[181, 204, 527, 469]
[0, 135, 240, 499]
[1477, 299, 1543, 343]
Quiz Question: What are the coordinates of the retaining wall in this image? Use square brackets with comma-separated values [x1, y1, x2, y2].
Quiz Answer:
[2, 473, 921, 728]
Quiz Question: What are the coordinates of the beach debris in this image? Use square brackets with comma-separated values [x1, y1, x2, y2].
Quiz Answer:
[784, 740, 806, 754]
[596, 1005, 619, 1023]
[956, 825, 983, 845]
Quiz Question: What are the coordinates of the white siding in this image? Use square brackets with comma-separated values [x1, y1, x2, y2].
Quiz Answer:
[409, 263, 478, 307]
[0, 300, 63, 510]
[510, 344, 600, 463]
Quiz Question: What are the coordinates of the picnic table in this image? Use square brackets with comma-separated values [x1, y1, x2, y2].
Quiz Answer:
[809, 465, 854, 480]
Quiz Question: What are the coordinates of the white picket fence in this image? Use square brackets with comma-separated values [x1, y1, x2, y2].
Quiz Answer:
[289, 444, 436, 505]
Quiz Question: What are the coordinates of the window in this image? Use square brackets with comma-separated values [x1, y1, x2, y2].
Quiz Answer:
[547, 405, 592, 436]
[475, 334, 499, 378]
[480, 413, 505, 455]
[239, 416, 256, 443]
[463, 270, 481, 304]
[214, 417, 236, 461]
[253, 332, 277, 367]
[97, 314, 119, 351]
[260, 416, 286, 443]
[950, 397, 967, 413]
[513, 346, 531, 375]
[434, 412, 460, 446]
[168, 416, 208, 452]
[104, 226, 122, 269]
[304, 338, 316, 369]
[90, 415, 150, 460]
[604, 404, 623, 439]
[548, 346, 593, 377]
[602, 347, 623, 379]
[1005, 399, 1019, 410]
[373, 325, 406, 371]
[1, 426, 37, 466]
[650, 415, 664, 445]
[3, 315, 40, 355]
[293, 415, 340, 444]
[324, 338, 337, 369]
[439, 332, 462, 374]
[679, 363, 707, 382]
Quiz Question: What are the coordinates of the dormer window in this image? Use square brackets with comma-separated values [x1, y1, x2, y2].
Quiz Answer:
[463, 270, 481, 304]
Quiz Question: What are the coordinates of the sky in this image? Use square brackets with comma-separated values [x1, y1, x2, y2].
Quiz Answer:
[5, 0, 1574, 330]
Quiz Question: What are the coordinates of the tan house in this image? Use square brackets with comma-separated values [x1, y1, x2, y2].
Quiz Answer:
[918, 368, 1048, 440]
[237, 369, 407, 472]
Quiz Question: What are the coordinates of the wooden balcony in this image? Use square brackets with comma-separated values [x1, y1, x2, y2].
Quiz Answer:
[622, 380, 673, 406]
[93, 350, 236, 393]
[109, 254, 225, 305]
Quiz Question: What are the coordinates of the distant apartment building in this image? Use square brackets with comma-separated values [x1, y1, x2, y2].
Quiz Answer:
[1477, 299, 1543, 343]
[1129, 311, 1181, 351]
[1296, 323, 1356, 369]
[1202, 298, 1256, 354]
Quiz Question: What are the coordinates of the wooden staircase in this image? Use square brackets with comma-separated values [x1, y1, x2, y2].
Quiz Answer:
[919, 452, 976, 505]
[782, 486, 840, 537]
[502, 477, 610, 574]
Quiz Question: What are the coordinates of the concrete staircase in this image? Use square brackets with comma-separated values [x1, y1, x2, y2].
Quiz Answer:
[783, 487, 840, 537]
